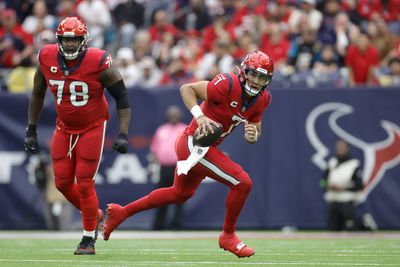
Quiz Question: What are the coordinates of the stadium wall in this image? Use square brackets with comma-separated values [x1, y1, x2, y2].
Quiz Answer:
[0, 86, 399, 230]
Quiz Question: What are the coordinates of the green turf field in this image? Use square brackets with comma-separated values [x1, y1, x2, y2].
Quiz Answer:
[0, 231, 399, 266]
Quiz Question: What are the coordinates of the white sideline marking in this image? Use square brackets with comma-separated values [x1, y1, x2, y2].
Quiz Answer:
[0, 231, 400, 240]
[0, 259, 398, 266]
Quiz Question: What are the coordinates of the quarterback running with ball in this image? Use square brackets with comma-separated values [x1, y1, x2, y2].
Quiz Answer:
[103, 50, 273, 258]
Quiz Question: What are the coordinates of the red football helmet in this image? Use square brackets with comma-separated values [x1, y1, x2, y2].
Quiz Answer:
[56, 17, 89, 60]
[237, 50, 274, 96]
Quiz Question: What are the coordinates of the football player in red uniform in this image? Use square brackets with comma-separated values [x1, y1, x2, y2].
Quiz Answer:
[24, 17, 131, 255]
[103, 50, 273, 258]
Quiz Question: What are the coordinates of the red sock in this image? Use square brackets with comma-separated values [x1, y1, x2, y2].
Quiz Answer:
[223, 181, 252, 233]
[77, 180, 99, 231]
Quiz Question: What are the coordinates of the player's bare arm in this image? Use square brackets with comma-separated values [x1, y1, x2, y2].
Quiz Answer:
[180, 81, 219, 135]
[100, 66, 131, 135]
[245, 121, 262, 144]
[28, 67, 47, 125]
[24, 66, 48, 154]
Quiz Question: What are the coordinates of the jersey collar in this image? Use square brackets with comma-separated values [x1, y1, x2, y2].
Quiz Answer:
[57, 48, 88, 76]
[240, 84, 260, 112]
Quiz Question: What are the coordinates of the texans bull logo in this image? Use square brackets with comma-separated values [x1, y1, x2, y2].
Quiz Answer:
[306, 102, 400, 201]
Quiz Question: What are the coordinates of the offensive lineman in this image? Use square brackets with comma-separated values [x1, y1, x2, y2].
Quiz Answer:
[24, 17, 131, 255]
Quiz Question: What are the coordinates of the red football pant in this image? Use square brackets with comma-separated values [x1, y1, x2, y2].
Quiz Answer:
[51, 122, 106, 231]
[125, 133, 252, 233]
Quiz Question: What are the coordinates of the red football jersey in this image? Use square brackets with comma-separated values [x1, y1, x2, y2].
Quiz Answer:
[38, 44, 111, 134]
[186, 72, 272, 145]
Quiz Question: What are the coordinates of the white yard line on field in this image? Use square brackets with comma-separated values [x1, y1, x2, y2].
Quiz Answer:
[0, 259, 398, 266]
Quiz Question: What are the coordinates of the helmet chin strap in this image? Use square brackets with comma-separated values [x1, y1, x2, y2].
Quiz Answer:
[63, 51, 79, 60]
[58, 44, 80, 60]
[244, 81, 261, 96]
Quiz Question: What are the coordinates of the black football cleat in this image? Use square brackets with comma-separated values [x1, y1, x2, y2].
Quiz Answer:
[74, 236, 96, 255]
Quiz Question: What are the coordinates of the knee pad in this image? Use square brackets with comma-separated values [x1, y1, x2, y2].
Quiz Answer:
[77, 179, 95, 197]
[54, 177, 74, 192]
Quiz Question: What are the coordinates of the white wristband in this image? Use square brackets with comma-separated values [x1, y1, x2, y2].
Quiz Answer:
[190, 105, 204, 119]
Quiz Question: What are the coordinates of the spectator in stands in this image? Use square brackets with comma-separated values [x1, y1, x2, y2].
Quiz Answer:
[148, 9, 180, 43]
[334, 12, 353, 65]
[367, 16, 398, 66]
[159, 56, 194, 86]
[320, 140, 363, 231]
[356, 0, 383, 22]
[174, 0, 212, 32]
[231, 0, 266, 40]
[0, 9, 34, 68]
[152, 31, 176, 69]
[312, 44, 341, 85]
[376, 57, 400, 87]
[195, 39, 234, 80]
[201, 11, 236, 52]
[22, 0, 58, 63]
[136, 56, 162, 88]
[115, 47, 140, 88]
[142, 0, 176, 28]
[267, 0, 292, 24]
[317, 0, 342, 45]
[149, 105, 187, 230]
[338, 0, 362, 26]
[231, 0, 266, 28]
[232, 30, 258, 63]
[133, 30, 152, 62]
[22, 0, 57, 52]
[382, 0, 400, 34]
[260, 23, 290, 68]
[76, 0, 112, 48]
[287, 28, 322, 71]
[56, 0, 77, 19]
[288, 0, 323, 37]
[113, 0, 145, 49]
[345, 33, 380, 86]
[172, 30, 204, 75]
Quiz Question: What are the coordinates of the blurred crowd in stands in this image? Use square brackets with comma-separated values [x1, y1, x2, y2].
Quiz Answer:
[0, 0, 399, 93]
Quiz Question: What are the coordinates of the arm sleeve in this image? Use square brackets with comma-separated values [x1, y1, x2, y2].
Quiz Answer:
[106, 80, 130, 109]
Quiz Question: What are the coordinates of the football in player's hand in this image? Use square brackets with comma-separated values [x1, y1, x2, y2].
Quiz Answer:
[193, 123, 223, 147]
